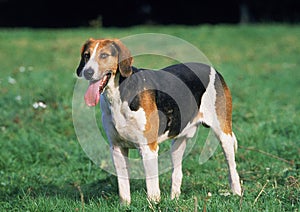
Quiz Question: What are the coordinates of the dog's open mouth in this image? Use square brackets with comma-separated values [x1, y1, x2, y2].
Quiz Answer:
[84, 73, 111, 107]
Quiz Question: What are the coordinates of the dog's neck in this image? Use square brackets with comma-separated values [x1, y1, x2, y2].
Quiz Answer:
[102, 72, 122, 105]
[102, 66, 140, 109]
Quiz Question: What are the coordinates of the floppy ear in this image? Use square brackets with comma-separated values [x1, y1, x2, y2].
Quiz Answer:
[113, 39, 133, 77]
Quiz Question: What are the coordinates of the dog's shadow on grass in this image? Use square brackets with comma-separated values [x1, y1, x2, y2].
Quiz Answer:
[49, 176, 120, 203]
[3, 172, 154, 207]
[3, 176, 121, 204]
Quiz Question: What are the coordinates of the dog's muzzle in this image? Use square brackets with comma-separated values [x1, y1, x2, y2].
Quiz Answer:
[83, 68, 94, 80]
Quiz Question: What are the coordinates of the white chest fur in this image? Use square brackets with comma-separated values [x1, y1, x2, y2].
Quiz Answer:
[100, 79, 147, 146]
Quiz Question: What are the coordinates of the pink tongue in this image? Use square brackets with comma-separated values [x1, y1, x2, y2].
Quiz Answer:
[84, 81, 101, 107]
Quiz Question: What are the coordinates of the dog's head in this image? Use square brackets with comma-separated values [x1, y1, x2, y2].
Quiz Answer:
[76, 38, 133, 106]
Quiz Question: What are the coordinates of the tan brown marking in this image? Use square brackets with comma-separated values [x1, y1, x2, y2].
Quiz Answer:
[215, 74, 233, 135]
[112, 39, 133, 77]
[81, 38, 98, 55]
[139, 90, 159, 152]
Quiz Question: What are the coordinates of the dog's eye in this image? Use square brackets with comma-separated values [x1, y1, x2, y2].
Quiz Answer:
[100, 53, 109, 59]
[83, 52, 90, 61]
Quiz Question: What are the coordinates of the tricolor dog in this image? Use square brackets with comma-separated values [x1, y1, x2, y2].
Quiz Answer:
[76, 38, 242, 204]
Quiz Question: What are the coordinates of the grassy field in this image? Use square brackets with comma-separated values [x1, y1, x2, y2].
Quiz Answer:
[0, 24, 299, 211]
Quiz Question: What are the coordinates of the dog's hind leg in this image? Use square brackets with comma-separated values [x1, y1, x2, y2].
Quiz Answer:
[170, 137, 187, 199]
[201, 70, 242, 195]
[216, 130, 242, 196]
[212, 72, 242, 196]
[111, 146, 131, 204]
[203, 115, 242, 196]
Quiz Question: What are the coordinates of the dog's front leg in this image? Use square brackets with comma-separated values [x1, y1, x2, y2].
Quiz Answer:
[111, 145, 131, 204]
[139, 145, 161, 203]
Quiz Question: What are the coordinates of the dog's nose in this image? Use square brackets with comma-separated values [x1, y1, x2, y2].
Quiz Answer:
[84, 68, 94, 80]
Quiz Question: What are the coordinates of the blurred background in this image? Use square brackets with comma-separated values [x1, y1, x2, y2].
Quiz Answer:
[0, 0, 300, 28]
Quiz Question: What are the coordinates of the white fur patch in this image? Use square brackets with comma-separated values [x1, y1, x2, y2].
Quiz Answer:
[199, 67, 220, 131]
[102, 76, 147, 146]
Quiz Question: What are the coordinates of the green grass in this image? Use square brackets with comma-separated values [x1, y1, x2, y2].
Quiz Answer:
[1, 24, 299, 211]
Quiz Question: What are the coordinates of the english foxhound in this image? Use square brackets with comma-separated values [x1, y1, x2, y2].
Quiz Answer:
[76, 38, 242, 204]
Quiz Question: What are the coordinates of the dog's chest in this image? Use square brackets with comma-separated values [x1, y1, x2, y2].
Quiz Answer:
[101, 85, 147, 146]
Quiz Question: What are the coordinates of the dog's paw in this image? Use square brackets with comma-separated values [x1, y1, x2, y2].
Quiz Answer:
[147, 192, 161, 204]
[120, 197, 131, 206]
[231, 182, 242, 196]
[171, 190, 181, 200]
